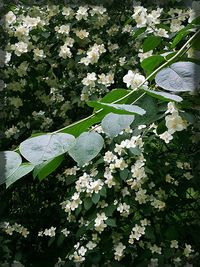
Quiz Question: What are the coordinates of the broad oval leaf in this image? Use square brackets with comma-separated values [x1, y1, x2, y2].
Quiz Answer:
[0, 151, 22, 185]
[87, 101, 146, 116]
[6, 163, 34, 188]
[19, 133, 75, 165]
[155, 62, 200, 92]
[142, 88, 183, 102]
[68, 132, 104, 167]
[101, 113, 135, 138]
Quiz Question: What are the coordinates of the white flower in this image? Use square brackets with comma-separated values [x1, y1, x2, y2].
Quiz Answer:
[15, 26, 30, 39]
[22, 16, 41, 28]
[123, 70, 147, 90]
[90, 6, 107, 16]
[5, 126, 19, 138]
[33, 48, 46, 61]
[117, 203, 130, 217]
[165, 174, 175, 183]
[98, 73, 114, 86]
[55, 24, 70, 35]
[5, 11, 16, 25]
[155, 28, 169, 38]
[132, 6, 147, 28]
[135, 189, 147, 204]
[119, 57, 126, 66]
[75, 6, 89, 21]
[61, 228, 70, 237]
[114, 158, 128, 170]
[129, 224, 146, 244]
[59, 44, 72, 59]
[159, 131, 173, 143]
[94, 212, 107, 233]
[12, 41, 28, 56]
[103, 151, 117, 163]
[183, 244, 194, 257]
[149, 244, 162, 254]
[151, 198, 165, 210]
[183, 172, 193, 180]
[62, 7, 74, 18]
[75, 29, 89, 39]
[80, 44, 106, 65]
[82, 72, 97, 87]
[165, 112, 187, 134]
[166, 102, 177, 114]
[43, 226, 56, 237]
[170, 240, 178, 248]
[78, 246, 87, 256]
[114, 242, 126, 261]
[138, 50, 153, 62]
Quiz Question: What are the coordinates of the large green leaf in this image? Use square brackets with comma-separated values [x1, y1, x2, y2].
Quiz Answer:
[87, 102, 146, 116]
[131, 95, 159, 127]
[0, 151, 22, 185]
[171, 29, 190, 49]
[68, 132, 104, 166]
[141, 55, 165, 76]
[143, 36, 161, 52]
[33, 155, 64, 181]
[141, 88, 183, 102]
[19, 133, 75, 165]
[155, 62, 200, 92]
[101, 113, 135, 138]
[6, 163, 34, 188]
[60, 113, 104, 136]
[99, 88, 130, 104]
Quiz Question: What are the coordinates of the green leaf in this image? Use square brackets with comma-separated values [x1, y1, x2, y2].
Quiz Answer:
[99, 89, 130, 104]
[92, 193, 100, 204]
[60, 114, 102, 137]
[56, 234, 65, 247]
[68, 132, 104, 166]
[191, 31, 200, 51]
[0, 151, 22, 185]
[141, 88, 183, 102]
[155, 62, 200, 92]
[33, 155, 64, 181]
[143, 36, 161, 52]
[88, 102, 146, 116]
[84, 198, 93, 210]
[156, 120, 167, 135]
[133, 27, 146, 38]
[101, 113, 135, 138]
[6, 163, 34, 188]
[104, 204, 116, 216]
[100, 186, 107, 197]
[141, 55, 165, 76]
[131, 95, 159, 126]
[19, 133, 75, 165]
[120, 169, 130, 181]
[129, 147, 142, 156]
[106, 218, 117, 227]
[171, 29, 190, 49]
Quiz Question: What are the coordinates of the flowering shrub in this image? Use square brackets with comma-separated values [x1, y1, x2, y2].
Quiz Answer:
[0, 1, 200, 266]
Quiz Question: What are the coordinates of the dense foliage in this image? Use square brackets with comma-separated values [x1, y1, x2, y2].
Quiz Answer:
[0, 1, 200, 266]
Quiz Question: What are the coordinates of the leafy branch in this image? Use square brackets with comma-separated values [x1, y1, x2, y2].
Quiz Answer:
[1, 27, 200, 188]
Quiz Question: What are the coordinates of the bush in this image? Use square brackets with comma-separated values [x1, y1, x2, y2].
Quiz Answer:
[0, 1, 200, 266]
